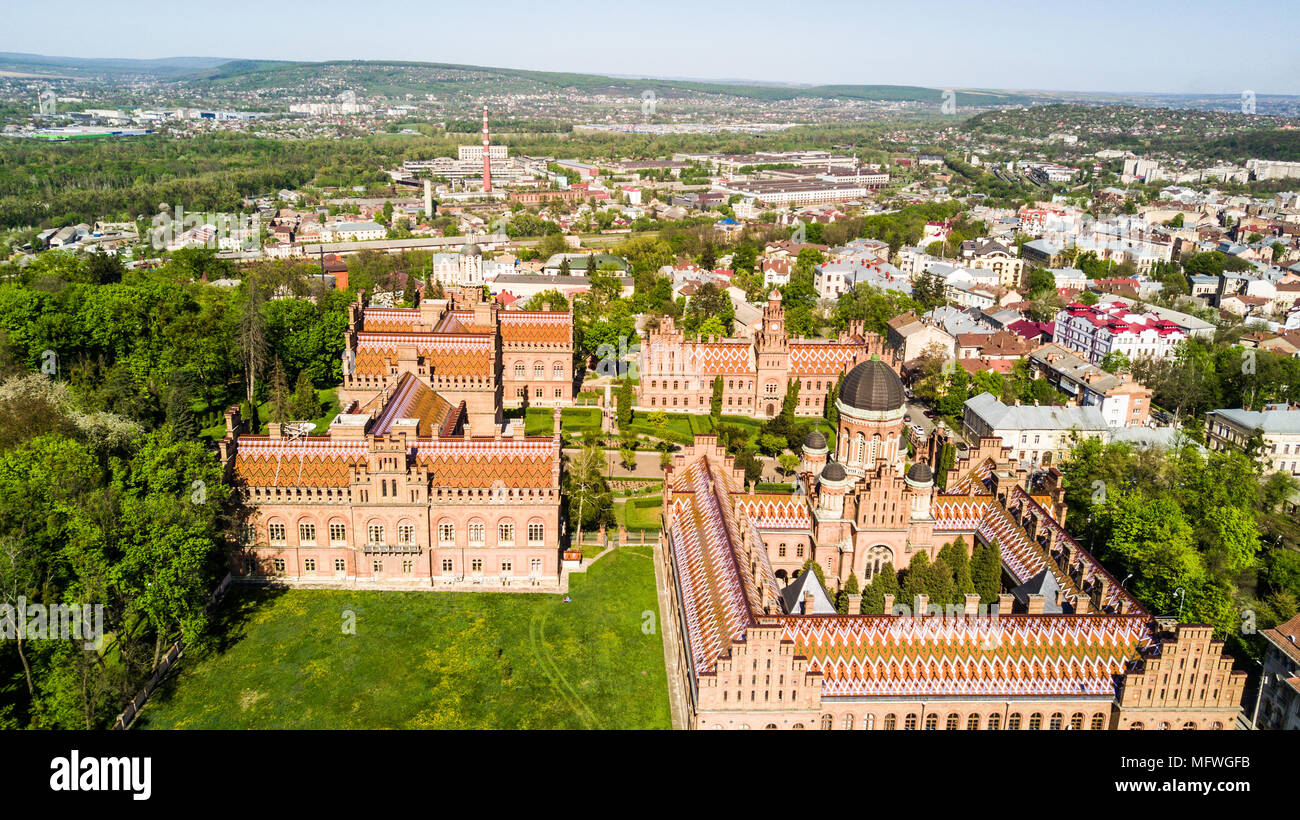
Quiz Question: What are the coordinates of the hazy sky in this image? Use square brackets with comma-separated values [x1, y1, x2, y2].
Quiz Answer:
[6, 0, 1300, 94]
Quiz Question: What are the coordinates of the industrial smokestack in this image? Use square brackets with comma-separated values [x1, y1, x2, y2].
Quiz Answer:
[481, 104, 492, 194]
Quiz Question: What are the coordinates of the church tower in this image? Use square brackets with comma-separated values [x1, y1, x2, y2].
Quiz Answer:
[755, 290, 790, 419]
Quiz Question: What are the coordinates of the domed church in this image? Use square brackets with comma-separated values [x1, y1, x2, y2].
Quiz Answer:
[795, 354, 936, 586]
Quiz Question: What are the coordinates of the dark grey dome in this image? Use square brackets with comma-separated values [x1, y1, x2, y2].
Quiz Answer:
[820, 461, 846, 482]
[803, 431, 828, 450]
[461, 242, 482, 256]
[906, 462, 933, 483]
[840, 356, 904, 413]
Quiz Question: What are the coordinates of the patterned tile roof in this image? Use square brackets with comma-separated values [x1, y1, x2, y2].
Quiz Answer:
[370, 373, 455, 437]
[499, 311, 572, 345]
[353, 332, 495, 377]
[362, 307, 422, 332]
[668, 458, 766, 674]
[789, 342, 859, 376]
[686, 342, 752, 376]
[734, 494, 812, 530]
[769, 613, 1151, 697]
[233, 438, 369, 488]
[413, 438, 554, 488]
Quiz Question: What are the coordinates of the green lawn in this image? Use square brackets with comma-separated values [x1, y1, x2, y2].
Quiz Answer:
[526, 406, 601, 436]
[615, 495, 663, 530]
[138, 548, 669, 729]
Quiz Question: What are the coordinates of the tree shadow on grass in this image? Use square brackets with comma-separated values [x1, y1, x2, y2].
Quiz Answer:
[134, 585, 289, 724]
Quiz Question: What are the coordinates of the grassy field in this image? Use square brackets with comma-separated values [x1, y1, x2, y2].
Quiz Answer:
[615, 495, 663, 530]
[525, 406, 602, 436]
[138, 547, 670, 730]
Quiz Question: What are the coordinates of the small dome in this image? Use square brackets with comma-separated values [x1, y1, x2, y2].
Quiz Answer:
[803, 431, 828, 450]
[820, 461, 847, 482]
[840, 356, 904, 413]
[906, 462, 933, 483]
[461, 242, 482, 256]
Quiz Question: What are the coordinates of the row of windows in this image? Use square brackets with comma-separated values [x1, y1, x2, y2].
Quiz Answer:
[809, 711, 1110, 731]
[515, 387, 565, 399]
[258, 557, 547, 575]
[511, 363, 565, 380]
[263, 519, 546, 547]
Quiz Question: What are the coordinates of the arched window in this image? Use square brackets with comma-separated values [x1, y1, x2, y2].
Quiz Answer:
[1029, 713, 1043, 730]
[1182, 722, 1197, 730]
[1090, 713, 1106, 731]
[792, 723, 804, 729]
[438, 521, 455, 545]
[987, 713, 1001, 730]
[967, 714, 980, 731]
[468, 520, 485, 546]
[1070, 713, 1085, 730]
[764, 724, 778, 730]
[945, 713, 959, 731]
[864, 714, 875, 730]
[820, 714, 833, 730]
[843, 714, 854, 731]
[883, 713, 896, 730]
[903, 713, 917, 731]
[1007, 713, 1022, 730]
[924, 714, 938, 730]
[1049, 712, 1063, 730]
[514, 362, 524, 378]
[528, 520, 544, 544]
[1130, 722, 1145, 730]
[498, 520, 515, 546]
[553, 362, 563, 379]
[855, 433, 865, 464]
[533, 363, 543, 379]
[298, 520, 316, 546]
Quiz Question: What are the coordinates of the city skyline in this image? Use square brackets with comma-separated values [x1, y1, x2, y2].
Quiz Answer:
[5, 0, 1300, 96]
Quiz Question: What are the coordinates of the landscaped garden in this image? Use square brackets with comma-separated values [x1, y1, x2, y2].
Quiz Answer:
[138, 547, 670, 729]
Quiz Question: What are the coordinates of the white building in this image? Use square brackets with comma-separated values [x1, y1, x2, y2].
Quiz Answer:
[963, 392, 1109, 467]
[1053, 300, 1187, 364]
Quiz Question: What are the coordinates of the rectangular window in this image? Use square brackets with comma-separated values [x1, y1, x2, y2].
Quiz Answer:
[398, 523, 415, 545]
[272, 558, 286, 574]
[500, 559, 512, 575]
[368, 524, 384, 545]
[441, 558, 454, 573]
[299, 522, 316, 546]
[304, 558, 316, 573]
[334, 558, 346, 573]
[530, 558, 542, 575]
[439, 522, 455, 545]
[471, 558, 483, 573]
[329, 523, 346, 545]
[528, 522, 544, 544]
[498, 522, 515, 546]
[402, 560, 413, 575]
[269, 522, 286, 544]
[469, 522, 485, 545]
[372, 560, 383, 575]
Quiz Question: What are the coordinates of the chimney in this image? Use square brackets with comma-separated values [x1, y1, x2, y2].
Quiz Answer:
[1073, 595, 1090, 614]
[997, 593, 1014, 614]
[848, 593, 862, 614]
[1027, 594, 1046, 615]
[802, 590, 815, 614]
[267, 422, 283, 438]
[964, 594, 980, 615]
[883, 594, 895, 614]
[914, 593, 929, 615]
